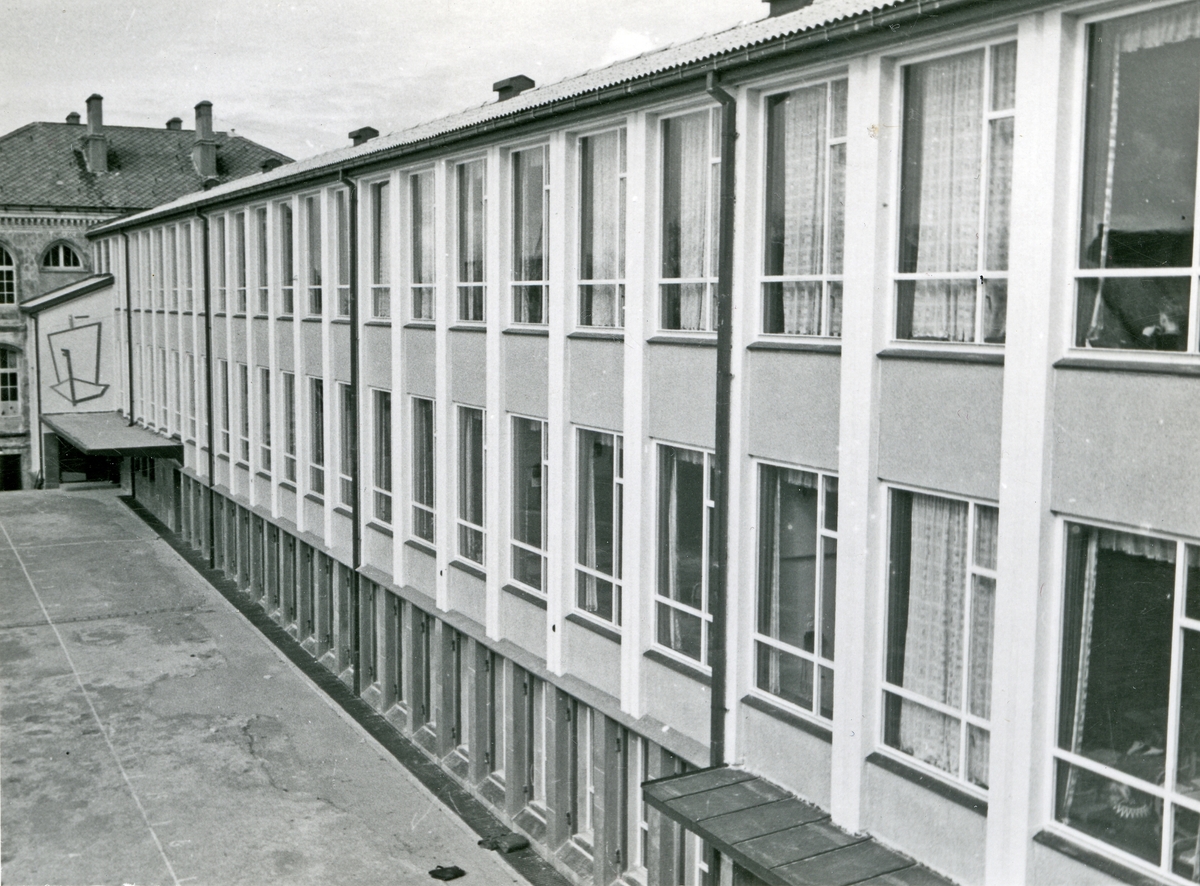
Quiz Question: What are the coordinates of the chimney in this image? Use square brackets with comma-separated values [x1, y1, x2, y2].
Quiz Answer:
[762, 0, 815, 16]
[166, 117, 183, 130]
[260, 157, 283, 172]
[66, 112, 81, 125]
[349, 126, 379, 147]
[493, 75, 535, 102]
[192, 100, 217, 179]
[85, 94, 107, 173]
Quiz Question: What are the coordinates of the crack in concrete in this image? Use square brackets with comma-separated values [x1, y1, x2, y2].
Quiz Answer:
[0, 606, 213, 632]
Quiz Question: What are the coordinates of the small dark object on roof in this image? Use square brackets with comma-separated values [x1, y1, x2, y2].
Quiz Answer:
[429, 864, 465, 880]
[478, 832, 530, 853]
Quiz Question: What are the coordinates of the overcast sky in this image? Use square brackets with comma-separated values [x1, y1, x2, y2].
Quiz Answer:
[1, 0, 765, 161]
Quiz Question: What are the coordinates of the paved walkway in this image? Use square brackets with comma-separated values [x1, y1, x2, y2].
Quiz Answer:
[0, 488, 526, 886]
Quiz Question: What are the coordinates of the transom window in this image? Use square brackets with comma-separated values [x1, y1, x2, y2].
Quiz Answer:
[896, 41, 1016, 344]
[883, 489, 998, 791]
[754, 465, 838, 720]
[656, 444, 714, 664]
[1054, 523, 1200, 881]
[0, 246, 14, 304]
[42, 242, 82, 269]
[512, 146, 548, 324]
[578, 128, 626, 329]
[661, 108, 721, 332]
[457, 159, 487, 323]
[576, 429, 623, 625]
[763, 79, 847, 337]
[1075, 2, 1200, 353]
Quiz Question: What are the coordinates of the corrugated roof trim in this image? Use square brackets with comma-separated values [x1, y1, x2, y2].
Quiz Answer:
[91, 0, 903, 233]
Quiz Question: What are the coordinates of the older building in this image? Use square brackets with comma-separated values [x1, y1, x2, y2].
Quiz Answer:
[0, 96, 290, 488]
[49, 0, 1200, 883]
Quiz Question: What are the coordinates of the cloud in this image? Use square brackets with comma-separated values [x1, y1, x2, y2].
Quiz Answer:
[599, 28, 659, 66]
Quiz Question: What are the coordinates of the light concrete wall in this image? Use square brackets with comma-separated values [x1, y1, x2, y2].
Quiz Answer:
[645, 343, 715, 449]
[568, 338, 624, 431]
[744, 351, 840, 471]
[737, 704, 832, 811]
[503, 334, 548, 419]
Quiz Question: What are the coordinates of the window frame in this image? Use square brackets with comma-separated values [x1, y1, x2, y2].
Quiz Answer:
[303, 193, 323, 317]
[456, 404, 486, 565]
[410, 396, 436, 544]
[1068, 1, 1200, 358]
[889, 36, 1018, 347]
[368, 178, 392, 321]
[654, 442, 716, 666]
[1048, 516, 1200, 882]
[308, 376, 325, 496]
[510, 414, 548, 594]
[258, 366, 271, 472]
[509, 143, 550, 326]
[281, 371, 297, 483]
[574, 427, 624, 627]
[233, 211, 248, 315]
[0, 349, 21, 417]
[236, 362, 250, 464]
[278, 199, 295, 317]
[372, 388, 392, 525]
[658, 106, 722, 334]
[455, 157, 488, 324]
[334, 188, 352, 319]
[576, 124, 628, 330]
[41, 241, 84, 270]
[338, 382, 354, 506]
[408, 168, 437, 322]
[880, 483, 998, 798]
[751, 461, 839, 723]
[0, 244, 15, 305]
[758, 76, 849, 340]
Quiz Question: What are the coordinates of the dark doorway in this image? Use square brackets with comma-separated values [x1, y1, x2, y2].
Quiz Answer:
[0, 454, 21, 490]
[57, 438, 118, 484]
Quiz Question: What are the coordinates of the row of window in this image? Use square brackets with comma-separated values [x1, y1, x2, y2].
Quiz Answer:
[116, 2, 1200, 354]
[0, 242, 86, 306]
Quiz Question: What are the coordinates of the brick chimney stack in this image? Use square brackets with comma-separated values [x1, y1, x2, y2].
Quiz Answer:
[166, 117, 183, 131]
[85, 94, 107, 173]
[192, 101, 217, 180]
[66, 112, 81, 125]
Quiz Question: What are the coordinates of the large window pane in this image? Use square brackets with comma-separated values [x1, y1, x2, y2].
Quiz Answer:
[511, 417, 546, 590]
[512, 147, 547, 324]
[1076, 276, 1190, 351]
[661, 110, 717, 331]
[579, 129, 626, 328]
[457, 160, 486, 322]
[577, 430, 622, 623]
[656, 445, 710, 662]
[411, 170, 435, 320]
[458, 407, 484, 563]
[411, 398, 435, 542]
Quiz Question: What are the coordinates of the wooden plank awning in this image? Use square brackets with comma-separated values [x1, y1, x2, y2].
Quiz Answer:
[641, 767, 952, 886]
[42, 412, 183, 459]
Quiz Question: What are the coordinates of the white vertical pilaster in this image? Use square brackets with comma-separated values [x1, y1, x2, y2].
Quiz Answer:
[622, 110, 649, 716]
[390, 171, 406, 587]
[985, 13, 1068, 884]
[485, 147, 504, 639]
[546, 130, 570, 674]
[830, 52, 892, 833]
[266, 201, 279, 517]
[321, 189, 335, 544]
[434, 160, 452, 612]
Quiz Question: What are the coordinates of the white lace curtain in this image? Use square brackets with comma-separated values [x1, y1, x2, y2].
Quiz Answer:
[664, 111, 712, 330]
[582, 132, 622, 326]
[899, 494, 969, 773]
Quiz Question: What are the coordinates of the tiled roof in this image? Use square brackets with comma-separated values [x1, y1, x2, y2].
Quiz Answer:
[0, 122, 292, 211]
[93, 0, 912, 231]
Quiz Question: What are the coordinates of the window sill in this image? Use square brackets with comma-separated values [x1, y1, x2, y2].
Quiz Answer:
[568, 329, 624, 342]
[1054, 354, 1200, 378]
[644, 647, 711, 685]
[647, 334, 716, 348]
[404, 320, 435, 330]
[303, 492, 324, 506]
[301, 316, 322, 323]
[503, 326, 549, 337]
[333, 505, 353, 518]
[865, 751, 987, 817]
[276, 314, 293, 321]
[502, 582, 547, 610]
[363, 319, 392, 327]
[449, 558, 486, 581]
[255, 471, 271, 481]
[404, 537, 436, 558]
[366, 520, 393, 538]
[331, 317, 351, 325]
[252, 314, 269, 320]
[748, 338, 841, 355]
[741, 693, 832, 743]
[877, 346, 1004, 366]
[216, 453, 230, 462]
[565, 611, 620, 643]
[278, 481, 296, 493]
[449, 324, 487, 333]
[1032, 830, 1164, 886]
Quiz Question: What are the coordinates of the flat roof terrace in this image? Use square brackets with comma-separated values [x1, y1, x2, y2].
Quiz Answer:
[0, 488, 538, 886]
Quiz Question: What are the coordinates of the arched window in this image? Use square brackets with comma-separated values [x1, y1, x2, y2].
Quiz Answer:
[42, 243, 83, 269]
[0, 246, 14, 304]
[0, 349, 19, 417]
